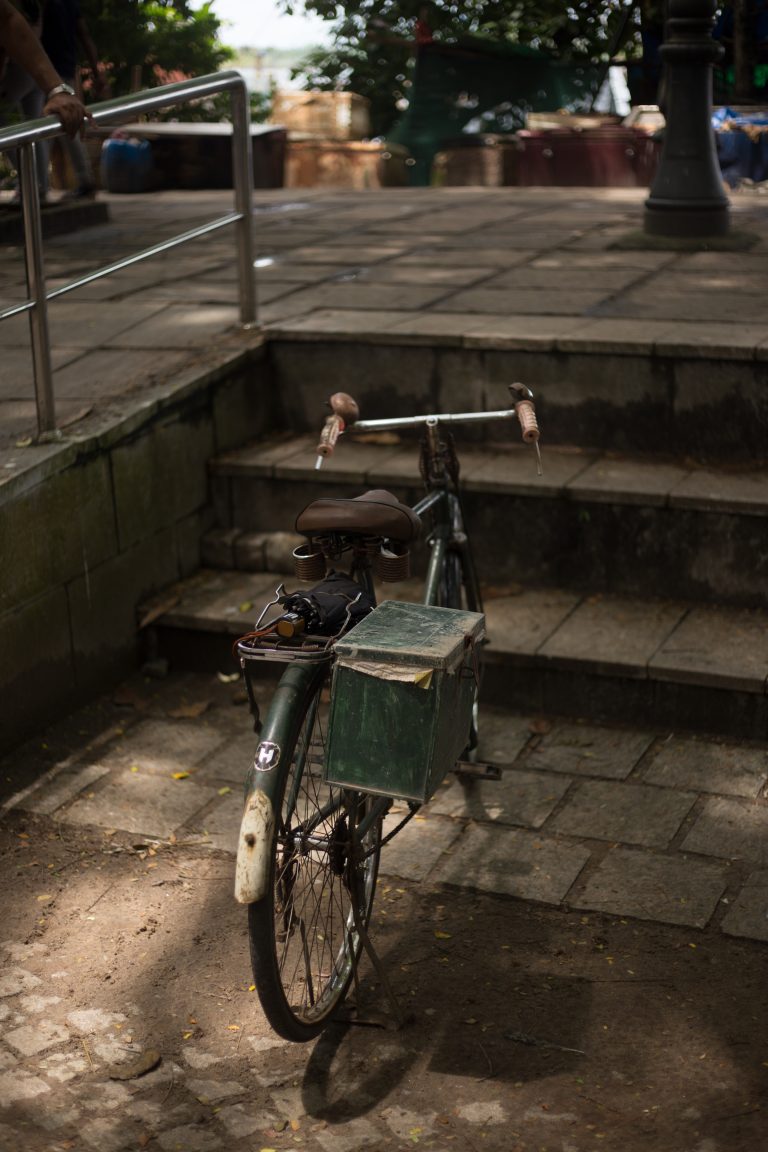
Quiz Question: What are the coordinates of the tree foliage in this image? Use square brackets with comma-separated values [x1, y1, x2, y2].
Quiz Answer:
[79, 0, 232, 96]
[286, 0, 641, 136]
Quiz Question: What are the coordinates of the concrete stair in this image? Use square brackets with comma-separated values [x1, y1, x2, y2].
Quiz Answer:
[207, 433, 768, 608]
[141, 435, 768, 741]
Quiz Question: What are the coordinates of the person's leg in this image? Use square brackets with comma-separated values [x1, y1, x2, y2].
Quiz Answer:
[17, 71, 49, 199]
[58, 75, 95, 196]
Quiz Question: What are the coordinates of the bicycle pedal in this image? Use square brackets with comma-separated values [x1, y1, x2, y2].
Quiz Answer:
[454, 759, 502, 781]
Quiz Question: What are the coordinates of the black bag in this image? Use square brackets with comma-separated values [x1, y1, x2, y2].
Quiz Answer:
[281, 571, 375, 636]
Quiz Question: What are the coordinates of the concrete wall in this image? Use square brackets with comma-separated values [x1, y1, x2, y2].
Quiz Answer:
[0, 345, 275, 755]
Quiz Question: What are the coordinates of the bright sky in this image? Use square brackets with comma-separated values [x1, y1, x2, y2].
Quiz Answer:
[199, 0, 332, 50]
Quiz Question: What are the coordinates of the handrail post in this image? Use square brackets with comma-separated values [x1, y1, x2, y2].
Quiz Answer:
[20, 143, 56, 435]
[231, 79, 257, 327]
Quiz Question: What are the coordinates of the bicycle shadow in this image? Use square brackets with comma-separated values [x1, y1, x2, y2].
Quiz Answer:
[300, 886, 592, 1120]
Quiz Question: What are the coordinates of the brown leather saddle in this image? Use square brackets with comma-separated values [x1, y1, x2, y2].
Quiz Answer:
[295, 489, 422, 543]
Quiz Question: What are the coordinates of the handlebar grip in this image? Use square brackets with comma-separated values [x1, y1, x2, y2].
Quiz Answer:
[515, 400, 540, 444]
[316, 414, 344, 459]
[328, 392, 359, 425]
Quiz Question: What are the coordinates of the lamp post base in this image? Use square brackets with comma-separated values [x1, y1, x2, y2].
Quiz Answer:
[644, 200, 730, 237]
[611, 227, 758, 252]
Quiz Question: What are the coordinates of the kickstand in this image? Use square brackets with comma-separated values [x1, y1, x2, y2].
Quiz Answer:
[336, 883, 408, 1032]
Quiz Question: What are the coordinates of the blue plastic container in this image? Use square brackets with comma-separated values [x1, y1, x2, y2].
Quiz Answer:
[100, 137, 155, 193]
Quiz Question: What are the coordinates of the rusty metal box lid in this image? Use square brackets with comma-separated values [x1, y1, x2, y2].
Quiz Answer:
[334, 600, 485, 672]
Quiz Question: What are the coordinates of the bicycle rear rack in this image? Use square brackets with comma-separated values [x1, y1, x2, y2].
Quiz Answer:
[237, 636, 336, 666]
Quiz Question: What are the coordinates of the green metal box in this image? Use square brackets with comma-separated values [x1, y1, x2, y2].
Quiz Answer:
[325, 600, 485, 803]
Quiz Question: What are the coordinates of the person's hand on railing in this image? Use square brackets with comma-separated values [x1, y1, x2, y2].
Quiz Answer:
[0, 0, 90, 137]
[43, 85, 90, 138]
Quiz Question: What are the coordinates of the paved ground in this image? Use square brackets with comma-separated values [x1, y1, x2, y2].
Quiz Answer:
[1, 668, 768, 1150]
[2, 183, 768, 1148]
[5, 668, 768, 942]
[1, 183, 767, 455]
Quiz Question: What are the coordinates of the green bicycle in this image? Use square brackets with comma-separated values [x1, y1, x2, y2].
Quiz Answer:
[234, 386, 541, 1042]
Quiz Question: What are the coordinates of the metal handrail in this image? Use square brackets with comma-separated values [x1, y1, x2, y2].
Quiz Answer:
[0, 70, 256, 438]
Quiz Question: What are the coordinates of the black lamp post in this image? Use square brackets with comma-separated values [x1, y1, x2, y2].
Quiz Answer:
[644, 0, 730, 238]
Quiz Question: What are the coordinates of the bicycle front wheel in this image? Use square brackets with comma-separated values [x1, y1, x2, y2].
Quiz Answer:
[248, 666, 382, 1042]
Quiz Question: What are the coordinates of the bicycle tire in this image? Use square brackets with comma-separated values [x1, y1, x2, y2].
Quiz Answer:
[248, 667, 382, 1042]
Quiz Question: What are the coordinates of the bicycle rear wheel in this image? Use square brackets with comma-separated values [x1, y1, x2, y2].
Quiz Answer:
[248, 667, 382, 1042]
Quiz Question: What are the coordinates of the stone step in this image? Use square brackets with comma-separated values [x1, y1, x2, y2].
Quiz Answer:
[207, 434, 768, 610]
[139, 567, 768, 742]
[267, 331, 768, 462]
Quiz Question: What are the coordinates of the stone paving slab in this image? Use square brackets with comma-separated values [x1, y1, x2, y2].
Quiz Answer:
[110, 303, 241, 349]
[62, 767, 218, 839]
[432, 824, 591, 903]
[473, 709, 533, 763]
[526, 723, 654, 781]
[394, 246, 536, 267]
[437, 286, 612, 315]
[427, 765, 572, 829]
[380, 810, 464, 882]
[547, 779, 696, 848]
[274, 437, 404, 484]
[463, 443, 594, 495]
[573, 847, 728, 928]
[556, 317, 685, 353]
[720, 870, 768, 942]
[604, 290, 768, 324]
[90, 717, 230, 776]
[0, 299, 168, 349]
[212, 434, 316, 477]
[483, 266, 645, 292]
[649, 605, 768, 692]
[23, 763, 111, 816]
[565, 456, 692, 506]
[668, 466, 768, 515]
[481, 589, 579, 658]
[537, 594, 686, 679]
[265, 308, 414, 338]
[149, 570, 280, 634]
[642, 736, 768, 799]
[356, 264, 493, 287]
[186, 788, 242, 853]
[460, 313, 592, 348]
[681, 796, 768, 865]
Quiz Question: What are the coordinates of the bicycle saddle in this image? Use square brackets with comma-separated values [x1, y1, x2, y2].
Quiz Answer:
[295, 489, 422, 542]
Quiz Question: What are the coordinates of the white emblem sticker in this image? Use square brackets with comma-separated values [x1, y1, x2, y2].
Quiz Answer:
[254, 741, 280, 772]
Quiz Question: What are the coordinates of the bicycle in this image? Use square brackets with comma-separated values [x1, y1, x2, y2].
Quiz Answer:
[233, 385, 541, 1042]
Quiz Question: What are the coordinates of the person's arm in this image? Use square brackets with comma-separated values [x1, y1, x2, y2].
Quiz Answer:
[0, 0, 86, 135]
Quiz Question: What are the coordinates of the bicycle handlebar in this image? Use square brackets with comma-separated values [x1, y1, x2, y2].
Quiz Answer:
[314, 385, 541, 470]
